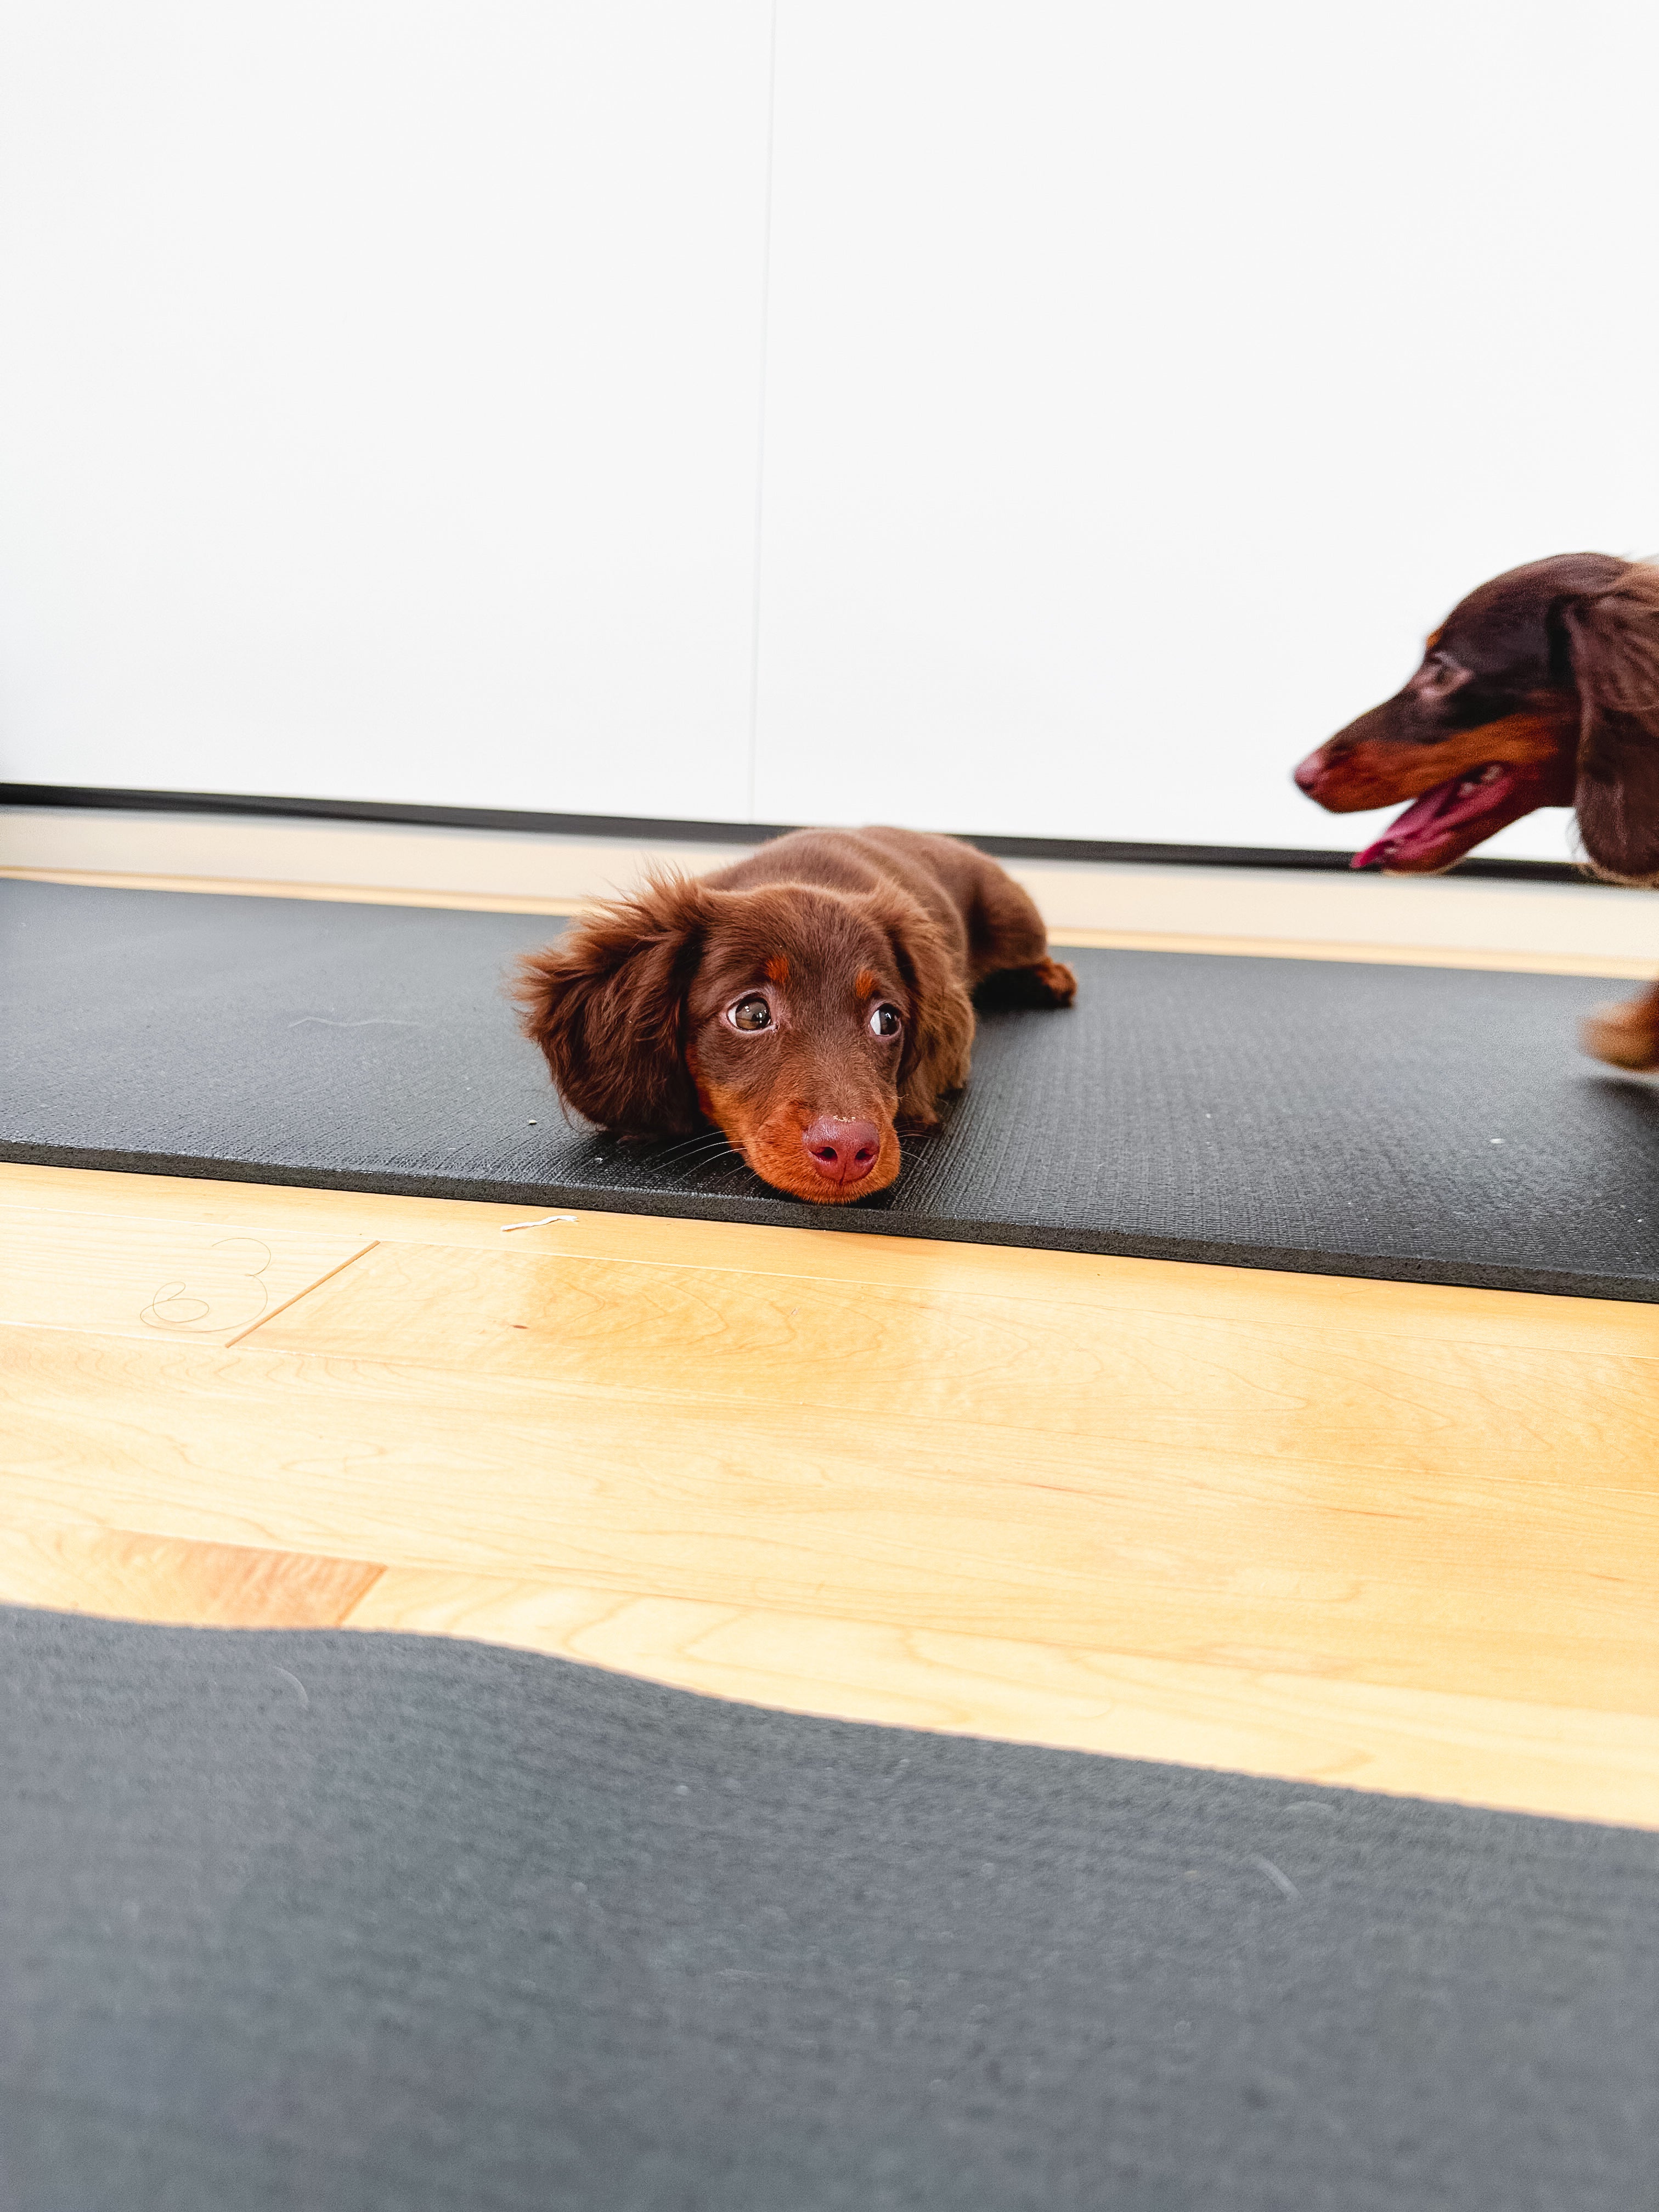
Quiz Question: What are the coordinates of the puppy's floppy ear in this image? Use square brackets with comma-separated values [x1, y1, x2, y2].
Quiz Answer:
[514, 873, 710, 1135]
[1560, 563, 1659, 885]
[874, 896, 977, 1131]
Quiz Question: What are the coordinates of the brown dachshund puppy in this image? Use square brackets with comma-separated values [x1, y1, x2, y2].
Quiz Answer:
[1294, 554, 1659, 1070]
[516, 826, 1076, 1203]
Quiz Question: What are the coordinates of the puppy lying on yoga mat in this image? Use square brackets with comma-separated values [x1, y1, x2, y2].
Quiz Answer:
[1294, 553, 1659, 1070]
[516, 826, 1076, 1204]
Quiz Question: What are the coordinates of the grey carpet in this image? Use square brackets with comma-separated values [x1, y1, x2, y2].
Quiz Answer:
[2, 1609, 1656, 2211]
[5, 877, 1659, 1299]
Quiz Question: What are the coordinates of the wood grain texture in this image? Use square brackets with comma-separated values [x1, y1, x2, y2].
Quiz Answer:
[342, 1569, 1659, 1829]
[245, 1238, 1659, 1482]
[5, 1318, 1657, 1713]
[0, 1520, 382, 1627]
[0, 1204, 375, 1343]
[7, 1162, 1655, 1356]
[4, 1164, 1658, 1826]
[3, 866, 1649, 974]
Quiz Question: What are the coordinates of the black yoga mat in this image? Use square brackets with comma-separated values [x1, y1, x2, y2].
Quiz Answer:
[3, 1606, 1656, 2212]
[5, 877, 1658, 1300]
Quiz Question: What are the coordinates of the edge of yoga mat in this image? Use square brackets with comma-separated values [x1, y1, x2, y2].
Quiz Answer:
[6, 1135, 1656, 1305]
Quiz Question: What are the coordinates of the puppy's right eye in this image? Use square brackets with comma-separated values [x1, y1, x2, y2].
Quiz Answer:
[727, 996, 772, 1032]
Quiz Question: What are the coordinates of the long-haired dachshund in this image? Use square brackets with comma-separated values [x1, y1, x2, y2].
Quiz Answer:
[1295, 553, 1659, 1069]
[516, 826, 1076, 1203]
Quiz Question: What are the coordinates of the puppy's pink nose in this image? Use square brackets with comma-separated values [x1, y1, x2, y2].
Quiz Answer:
[802, 1115, 881, 1186]
[1293, 751, 1325, 794]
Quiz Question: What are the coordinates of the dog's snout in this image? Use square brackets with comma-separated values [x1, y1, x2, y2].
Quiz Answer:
[1293, 749, 1325, 793]
[802, 1115, 882, 1187]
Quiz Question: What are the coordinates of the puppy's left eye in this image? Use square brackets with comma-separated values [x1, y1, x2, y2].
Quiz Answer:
[728, 996, 772, 1031]
[868, 1003, 902, 1038]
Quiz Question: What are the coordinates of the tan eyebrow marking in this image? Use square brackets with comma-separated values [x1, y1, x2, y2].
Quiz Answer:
[765, 953, 789, 985]
[1425, 624, 1444, 649]
[855, 968, 878, 998]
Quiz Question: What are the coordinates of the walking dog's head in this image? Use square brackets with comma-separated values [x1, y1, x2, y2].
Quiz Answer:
[1295, 554, 1659, 883]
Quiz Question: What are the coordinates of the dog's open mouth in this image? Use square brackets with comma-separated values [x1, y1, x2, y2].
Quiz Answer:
[1351, 763, 1526, 874]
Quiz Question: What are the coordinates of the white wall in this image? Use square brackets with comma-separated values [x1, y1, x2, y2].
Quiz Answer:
[2, 1, 1657, 859]
[753, 0, 1659, 861]
[0, 1, 774, 821]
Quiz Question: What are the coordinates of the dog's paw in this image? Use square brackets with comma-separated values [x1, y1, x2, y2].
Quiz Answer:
[1581, 1000, 1659, 1071]
[974, 957, 1078, 1011]
[1031, 957, 1078, 1007]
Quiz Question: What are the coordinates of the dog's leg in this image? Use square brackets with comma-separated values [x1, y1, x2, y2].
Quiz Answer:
[1582, 983, 1659, 1071]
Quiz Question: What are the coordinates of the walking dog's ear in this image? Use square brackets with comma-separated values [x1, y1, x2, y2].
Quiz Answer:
[515, 874, 712, 1135]
[1560, 565, 1659, 885]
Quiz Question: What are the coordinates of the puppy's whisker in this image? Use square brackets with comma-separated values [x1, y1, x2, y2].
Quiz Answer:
[685, 1143, 747, 1173]
[686, 1138, 750, 1171]
[646, 1122, 730, 1156]
[639, 1134, 719, 1167]
[648, 1130, 740, 1169]
[649, 1137, 747, 1177]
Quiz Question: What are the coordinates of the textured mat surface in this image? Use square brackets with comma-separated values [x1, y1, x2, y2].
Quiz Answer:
[2, 1608, 1657, 2212]
[5, 878, 1659, 1297]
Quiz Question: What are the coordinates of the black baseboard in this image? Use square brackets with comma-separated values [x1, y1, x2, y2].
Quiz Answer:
[0, 781, 1596, 886]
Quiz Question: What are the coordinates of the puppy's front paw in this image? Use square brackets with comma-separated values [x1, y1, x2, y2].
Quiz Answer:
[1582, 1000, 1659, 1072]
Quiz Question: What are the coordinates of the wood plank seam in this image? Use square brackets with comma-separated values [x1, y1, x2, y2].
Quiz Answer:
[225, 1239, 382, 1345]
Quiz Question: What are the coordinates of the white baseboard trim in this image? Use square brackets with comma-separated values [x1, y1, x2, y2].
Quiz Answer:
[5, 804, 1657, 971]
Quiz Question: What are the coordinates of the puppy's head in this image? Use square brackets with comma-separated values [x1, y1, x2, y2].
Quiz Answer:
[515, 873, 973, 1203]
[1294, 553, 1659, 880]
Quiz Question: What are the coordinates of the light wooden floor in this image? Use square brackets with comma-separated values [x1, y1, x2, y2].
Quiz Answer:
[5, 1158, 1658, 1830]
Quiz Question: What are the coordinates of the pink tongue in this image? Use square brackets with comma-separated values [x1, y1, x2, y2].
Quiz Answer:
[1351, 768, 1506, 870]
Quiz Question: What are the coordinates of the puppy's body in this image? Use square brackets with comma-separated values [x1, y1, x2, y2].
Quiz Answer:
[517, 826, 1075, 1204]
[1294, 554, 1659, 1068]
